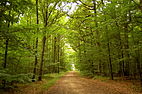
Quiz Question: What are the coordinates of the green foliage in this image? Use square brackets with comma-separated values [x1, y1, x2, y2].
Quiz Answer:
[65, 0, 142, 83]
[0, 69, 32, 88]
[42, 72, 66, 89]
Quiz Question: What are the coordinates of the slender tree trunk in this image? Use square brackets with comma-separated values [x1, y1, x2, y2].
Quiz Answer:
[4, 39, 9, 69]
[4, 11, 10, 69]
[53, 36, 57, 73]
[103, 1, 113, 79]
[3, 11, 10, 87]
[32, 38, 38, 80]
[135, 49, 142, 86]
[121, 51, 125, 77]
[38, 36, 46, 81]
[57, 35, 60, 73]
[2, 39, 9, 88]
[38, 1, 49, 81]
[93, 0, 97, 27]
[32, 0, 39, 81]
[93, 0, 102, 75]
[118, 28, 125, 77]
[117, 29, 125, 77]
[52, 36, 55, 73]
[133, 36, 142, 86]
[124, 24, 130, 76]
[107, 36, 113, 80]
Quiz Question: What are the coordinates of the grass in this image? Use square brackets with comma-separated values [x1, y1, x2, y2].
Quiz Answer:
[42, 72, 66, 90]
[93, 75, 109, 81]
[0, 72, 67, 94]
[131, 85, 142, 92]
[79, 72, 109, 81]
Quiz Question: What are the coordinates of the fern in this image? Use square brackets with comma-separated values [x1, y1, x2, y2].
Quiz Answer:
[0, 69, 32, 87]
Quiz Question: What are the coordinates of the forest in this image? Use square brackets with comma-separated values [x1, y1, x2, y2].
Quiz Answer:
[1, 0, 142, 93]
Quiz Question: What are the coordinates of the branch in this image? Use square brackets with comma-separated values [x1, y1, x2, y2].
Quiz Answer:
[48, 2, 59, 18]
[78, 0, 93, 8]
[132, 0, 139, 6]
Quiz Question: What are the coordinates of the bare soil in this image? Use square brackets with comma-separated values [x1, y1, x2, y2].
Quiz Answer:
[44, 71, 142, 94]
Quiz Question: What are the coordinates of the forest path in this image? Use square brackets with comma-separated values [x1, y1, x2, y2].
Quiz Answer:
[44, 71, 140, 94]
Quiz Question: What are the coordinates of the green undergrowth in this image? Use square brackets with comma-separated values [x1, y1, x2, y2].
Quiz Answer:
[79, 72, 109, 81]
[92, 76, 109, 81]
[79, 71, 94, 77]
[42, 72, 67, 90]
[131, 85, 142, 92]
[0, 72, 67, 94]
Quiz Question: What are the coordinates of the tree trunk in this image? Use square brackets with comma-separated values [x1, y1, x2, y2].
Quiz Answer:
[93, 0, 101, 75]
[3, 11, 10, 87]
[38, 36, 46, 81]
[4, 39, 9, 69]
[32, 0, 39, 82]
[2, 39, 9, 88]
[117, 28, 125, 77]
[103, 1, 113, 80]
[107, 38, 113, 80]
[124, 24, 130, 76]
[135, 49, 142, 86]
[53, 36, 57, 73]
[57, 35, 60, 73]
[38, 0, 48, 81]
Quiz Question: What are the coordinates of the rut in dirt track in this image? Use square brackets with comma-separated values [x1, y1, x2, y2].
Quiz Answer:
[44, 71, 140, 94]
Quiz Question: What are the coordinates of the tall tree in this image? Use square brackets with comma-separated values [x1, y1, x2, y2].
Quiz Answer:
[32, 0, 39, 82]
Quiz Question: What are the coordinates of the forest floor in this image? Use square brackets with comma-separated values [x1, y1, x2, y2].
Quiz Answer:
[44, 71, 142, 94]
[1, 71, 142, 94]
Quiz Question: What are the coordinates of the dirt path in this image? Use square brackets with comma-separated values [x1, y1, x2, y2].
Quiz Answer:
[44, 71, 141, 94]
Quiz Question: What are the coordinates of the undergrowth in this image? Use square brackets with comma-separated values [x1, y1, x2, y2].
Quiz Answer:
[0, 72, 67, 94]
[42, 72, 66, 90]
[92, 76, 109, 81]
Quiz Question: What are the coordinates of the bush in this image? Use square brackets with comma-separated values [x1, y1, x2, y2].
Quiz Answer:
[0, 69, 32, 88]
